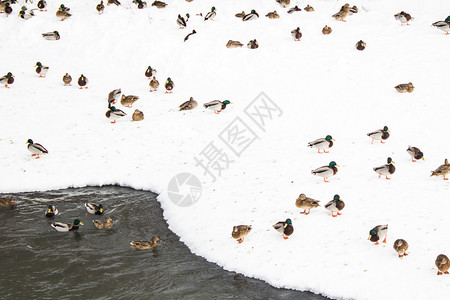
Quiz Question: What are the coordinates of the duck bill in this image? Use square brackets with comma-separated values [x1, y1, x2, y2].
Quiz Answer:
[332, 139, 336, 141]
[79, 222, 84, 226]
[422, 157, 425, 160]
[368, 235, 371, 240]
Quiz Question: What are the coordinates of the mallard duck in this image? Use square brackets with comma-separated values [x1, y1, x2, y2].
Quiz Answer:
[107, 0, 121, 6]
[235, 11, 245, 18]
[322, 25, 332, 35]
[332, 4, 349, 22]
[177, 13, 189, 28]
[165, 77, 174, 93]
[394, 11, 414, 26]
[51, 219, 83, 232]
[130, 236, 160, 249]
[0, 196, 15, 207]
[59, 4, 70, 12]
[42, 31, 60, 40]
[96, 1, 104, 14]
[291, 27, 302, 41]
[394, 82, 414, 93]
[37, 0, 47, 11]
[121, 94, 139, 108]
[276, 0, 290, 8]
[145, 66, 156, 79]
[311, 161, 338, 182]
[0, 72, 14, 88]
[243, 10, 259, 21]
[204, 6, 216, 21]
[132, 109, 144, 121]
[287, 6, 301, 14]
[184, 29, 196, 42]
[85, 203, 103, 215]
[349, 5, 358, 15]
[247, 39, 259, 49]
[133, 0, 147, 9]
[149, 76, 159, 92]
[325, 194, 345, 217]
[374, 157, 396, 179]
[367, 126, 390, 144]
[108, 88, 122, 106]
[368, 225, 388, 245]
[35, 62, 49, 78]
[432, 21, 450, 35]
[407, 146, 424, 162]
[179, 97, 198, 111]
[273, 218, 293, 239]
[308, 135, 334, 153]
[56, 8, 71, 21]
[19, 7, 36, 20]
[45, 205, 58, 217]
[431, 158, 450, 180]
[106, 106, 127, 123]
[393, 239, 409, 258]
[436, 254, 450, 275]
[356, 40, 366, 51]
[62, 73, 72, 86]
[27, 139, 48, 159]
[93, 217, 113, 229]
[204, 100, 231, 114]
[1, 2, 12, 15]
[232, 225, 252, 243]
[295, 193, 320, 215]
[226, 40, 243, 48]
[78, 74, 88, 89]
[151, 1, 166, 8]
[304, 5, 314, 12]
[265, 11, 280, 19]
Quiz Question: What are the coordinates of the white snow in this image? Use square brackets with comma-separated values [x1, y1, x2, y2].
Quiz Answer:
[1, 0, 450, 299]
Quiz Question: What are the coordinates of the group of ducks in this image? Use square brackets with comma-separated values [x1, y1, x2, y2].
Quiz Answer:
[34, 61, 89, 89]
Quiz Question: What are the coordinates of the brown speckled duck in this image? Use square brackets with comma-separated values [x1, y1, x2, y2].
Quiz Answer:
[62, 73, 72, 86]
[130, 236, 160, 249]
[393, 239, 409, 258]
[132, 109, 144, 121]
[332, 4, 349, 22]
[226, 40, 243, 48]
[0, 196, 15, 207]
[322, 25, 332, 35]
[151, 1, 167, 8]
[121, 94, 139, 108]
[394, 82, 414, 93]
[93, 217, 113, 229]
[276, 0, 290, 8]
[232, 225, 252, 243]
[436, 254, 450, 275]
[179, 97, 198, 111]
[295, 193, 320, 215]
[431, 159, 450, 180]
[265, 11, 280, 19]
[149, 76, 159, 92]
[304, 5, 314, 12]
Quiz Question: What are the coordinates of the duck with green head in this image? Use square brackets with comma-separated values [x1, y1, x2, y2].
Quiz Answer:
[177, 13, 189, 28]
[45, 205, 59, 218]
[273, 218, 293, 239]
[308, 135, 335, 153]
[35, 62, 49, 78]
[145, 66, 156, 79]
[407, 146, 424, 162]
[368, 224, 388, 245]
[373, 157, 395, 179]
[291, 27, 302, 41]
[106, 106, 127, 123]
[0, 72, 14, 88]
[242, 9, 259, 21]
[311, 161, 338, 182]
[203, 100, 231, 114]
[51, 219, 84, 232]
[78, 74, 88, 89]
[27, 139, 48, 159]
[367, 126, 389, 144]
[97, 1, 104, 14]
[42, 31, 60, 40]
[165, 77, 174, 93]
[204, 6, 216, 21]
[37, 0, 47, 11]
[325, 194, 345, 217]
[19, 8, 36, 20]
[84, 203, 103, 215]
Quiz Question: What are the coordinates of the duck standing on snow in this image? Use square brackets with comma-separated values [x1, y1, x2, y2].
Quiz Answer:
[406, 146, 424, 162]
[35, 62, 49, 78]
[106, 106, 127, 123]
[304, 5, 314, 12]
[325, 194, 345, 217]
[151, 1, 167, 8]
[149, 76, 159, 92]
[232, 225, 252, 244]
[332, 4, 349, 22]
[367, 126, 390, 144]
[204, 6, 216, 21]
[93, 217, 113, 229]
[247, 39, 259, 49]
[311, 161, 338, 182]
[108, 88, 122, 106]
[436, 254, 450, 275]
[37, 0, 47, 11]
[308, 135, 334, 153]
[373, 157, 396, 179]
[165, 77, 174, 93]
[78, 74, 88, 89]
[291, 27, 302, 41]
[97, 1, 104, 14]
[368, 225, 388, 245]
[242, 10, 259, 21]
[130, 236, 160, 249]
[45, 205, 59, 218]
[432, 20, 450, 35]
[430, 158, 450, 180]
[276, 0, 290, 8]
[226, 40, 243, 48]
[56, 5, 71, 21]
[394, 11, 414, 26]
[145, 66, 156, 79]
[394, 82, 414, 93]
[179, 97, 198, 111]
[42, 31, 60, 40]
[204, 100, 231, 114]
[85, 203, 103, 215]
[0, 196, 15, 207]
[355, 40, 366, 50]
[322, 25, 332, 34]
[393, 239, 409, 258]
[0, 72, 14, 88]
[1, 2, 12, 15]
[27, 139, 48, 159]
[273, 218, 293, 239]
[62, 73, 72, 86]
[266, 11, 280, 19]
[51, 219, 83, 232]
[132, 109, 144, 121]
[287, 6, 301, 14]
[120, 94, 139, 108]
[177, 13, 189, 28]
[295, 193, 320, 215]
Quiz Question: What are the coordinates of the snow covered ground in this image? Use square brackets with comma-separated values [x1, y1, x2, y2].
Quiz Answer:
[1, 0, 450, 299]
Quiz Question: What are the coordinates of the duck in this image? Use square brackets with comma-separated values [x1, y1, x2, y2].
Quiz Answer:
[165, 77, 174, 93]
[96, 1, 104, 14]
[107, 0, 121, 6]
[56, 7, 71, 21]
[42, 31, 60, 40]
[27, 139, 48, 159]
[356, 40, 366, 50]
[51, 219, 83, 232]
[394, 11, 414, 26]
[184, 30, 196, 42]
[432, 21, 450, 35]
[265, 11, 280, 19]
[311, 161, 338, 182]
[120, 94, 139, 108]
[368, 224, 388, 245]
[179, 97, 198, 111]
[232, 225, 252, 243]
[322, 25, 332, 35]
[19, 7, 37, 20]
[367, 126, 390, 144]
[226, 40, 243, 48]
[108, 88, 122, 106]
[1, 2, 12, 15]
[37, 0, 47, 11]
[93, 217, 113, 229]
[132, 109, 144, 121]
[177, 13, 189, 28]
[130, 236, 160, 249]
[295, 193, 320, 215]
[204, 6, 216, 21]
[203, 100, 231, 114]
[307, 135, 334, 153]
[0, 72, 14, 88]
[435, 254, 450, 275]
[394, 82, 414, 93]
[273, 218, 294, 239]
[149, 76, 159, 92]
[332, 4, 349, 22]
[242, 10, 259, 21]
[78, 74, 88, 89]
[45, 205, 58, 217]
[235, 11, 245, 18]
[84, 203, 103, 215]
[393, 239, 409, 258]
[59, 5, 71, 12]
[247, 39, 259, 49]
[406, 146, 424, 162]
[304, 5, 314, 12]
[62, 73, 72, 86]
[325, 194, 345, 217]
[145, 66, 157, 79]
[430, 158, 450, 180]
[0, 196, 15, 207]
[287, 6, 301, 14]
[276, 0, 290, 8]
[291, 27, 302, 41]
[373, 157, 396, 180]
[35, 62, 49, 78]
[106, 106, 127, 123]
[151, 1, 167, 8]
[133, 0, 147, 9]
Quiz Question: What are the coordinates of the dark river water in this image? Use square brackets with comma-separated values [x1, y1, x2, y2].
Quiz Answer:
[0, 186, 327, 299]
